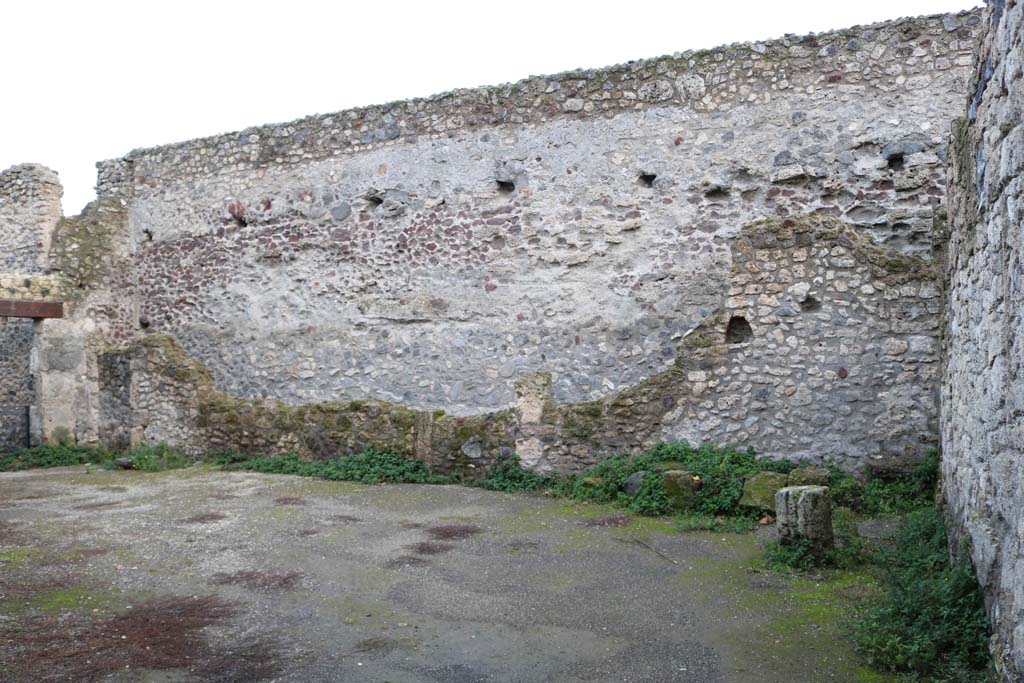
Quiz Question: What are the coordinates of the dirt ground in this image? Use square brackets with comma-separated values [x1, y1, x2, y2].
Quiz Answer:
[0, 467, 891, 683]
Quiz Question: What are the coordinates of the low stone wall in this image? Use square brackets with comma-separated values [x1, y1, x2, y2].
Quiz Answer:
[97, 336, 515, 479]
[942, 1, 1024, 679]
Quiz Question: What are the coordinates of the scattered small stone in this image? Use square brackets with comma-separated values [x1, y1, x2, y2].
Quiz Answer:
[584, 514, 634, 528]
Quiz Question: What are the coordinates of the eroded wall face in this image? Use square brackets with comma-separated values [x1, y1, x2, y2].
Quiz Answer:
[0, 165, 63, 451]
[106, 13, 976, 421]
[943, 2, 1024, 679]
[3, 11, 978, 474]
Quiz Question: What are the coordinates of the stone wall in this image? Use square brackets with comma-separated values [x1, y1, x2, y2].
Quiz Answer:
[517, 214, 940, 473]
[95, 12, 975, 418]
[0, 165, 63, 451]
[72, 214, 937, 479]
[0, 164, 62, 274]
[0, 10, 980, 480]
[942, 1, 1024, 680]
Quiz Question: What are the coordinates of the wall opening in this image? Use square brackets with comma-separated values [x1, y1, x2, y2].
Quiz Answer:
[887, 153, 905, 171]
[800, 296, 821, 312]
[638, 173, 657, 188]
[496, 180, 516, 193]
[726, 316, 753, 344]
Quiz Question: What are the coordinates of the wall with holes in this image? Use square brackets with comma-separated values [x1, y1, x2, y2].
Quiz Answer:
[85, 11, 978, 424]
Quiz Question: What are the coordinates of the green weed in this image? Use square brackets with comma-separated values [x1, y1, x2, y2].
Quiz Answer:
[850, 509, 993, 681]
[218, 450, 457, 485]
[0, 443, 189, 472]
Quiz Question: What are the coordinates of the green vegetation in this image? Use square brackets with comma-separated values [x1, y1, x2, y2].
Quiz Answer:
[829, 451, 939, 516]
[761, 452, 994, 683]
[471, 458, 557, 493]
[852, 509, 994, 683]
[764, 507, 870, 571]
[113, 444, 190, 471]
[558, 442, 793, 517]
[0, 443, 190, 472]
[473, 442, 794, 520]
[0, 444, 103, 471]
[214, 450, 456, 485]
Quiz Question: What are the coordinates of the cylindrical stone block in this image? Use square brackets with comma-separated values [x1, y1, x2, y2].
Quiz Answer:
[775, 485, 833, 551]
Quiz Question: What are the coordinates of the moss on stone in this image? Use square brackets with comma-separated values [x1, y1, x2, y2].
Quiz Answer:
[49, 198, 127, 301]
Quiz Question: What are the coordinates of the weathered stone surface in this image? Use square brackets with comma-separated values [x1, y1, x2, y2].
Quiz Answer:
[787, 466, 831, 487]
[662, 470, 700, 510]
[943, 1, 1024, 679]
[0, 11, 977, 484]
[622, 471, 648, 497]
[739, 472, 790, 512]
[775, 486, 834, 551]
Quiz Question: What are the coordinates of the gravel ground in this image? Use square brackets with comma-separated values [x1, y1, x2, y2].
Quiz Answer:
[0, 467, 887, 683]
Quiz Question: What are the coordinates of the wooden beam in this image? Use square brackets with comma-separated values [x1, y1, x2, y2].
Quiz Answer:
[0, 299, 64, 319]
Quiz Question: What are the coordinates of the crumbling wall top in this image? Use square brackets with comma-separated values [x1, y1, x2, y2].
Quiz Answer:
[95, 10, 981, 196]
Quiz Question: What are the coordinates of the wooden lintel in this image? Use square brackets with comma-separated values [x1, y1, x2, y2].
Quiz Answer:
[0, 299, 64, 319]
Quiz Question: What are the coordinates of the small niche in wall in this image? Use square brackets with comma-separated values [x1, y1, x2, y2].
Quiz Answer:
[886, 152, 905, 171]
[800, 295, 821, 312]
[726, 316, 754, 344]
[638, 173, 658, 188]
[496, 179, 516, 193]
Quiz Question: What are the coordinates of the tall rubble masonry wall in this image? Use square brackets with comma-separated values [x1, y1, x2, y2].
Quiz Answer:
[943, 1, 1024, 679]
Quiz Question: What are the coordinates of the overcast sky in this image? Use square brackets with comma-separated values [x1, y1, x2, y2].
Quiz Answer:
[1, 0, 980, 214]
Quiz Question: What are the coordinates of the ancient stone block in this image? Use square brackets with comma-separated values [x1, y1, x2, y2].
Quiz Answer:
[775, 485, 833, 551]
[622, 471, 648, 497]
[662, 470, 701, 511]
[739, 471, 790, 512]
[787, 466, 831, 487]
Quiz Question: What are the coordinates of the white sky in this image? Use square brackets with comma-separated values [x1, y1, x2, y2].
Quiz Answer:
[1, 0, 979, 215]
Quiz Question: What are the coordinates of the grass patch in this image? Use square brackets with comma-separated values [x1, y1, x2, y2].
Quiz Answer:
[830, 451, 939, 516]
[850, 509, 994, 683]
[556, 442, 793, 518]
[0, 444, 107, 471]
[0, 443, 191, 473]
[761, 452, 995, 683]
[215, 450, 456, 485]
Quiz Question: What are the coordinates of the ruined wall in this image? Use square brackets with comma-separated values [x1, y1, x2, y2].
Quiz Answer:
[943, 1, 1024, 679]
[0, 165, 63, 450]
[70, 214, 937, 479]
[517, 215, 940, 473]
[1, 10, 980, 477]
[94, 12, 976, 421]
